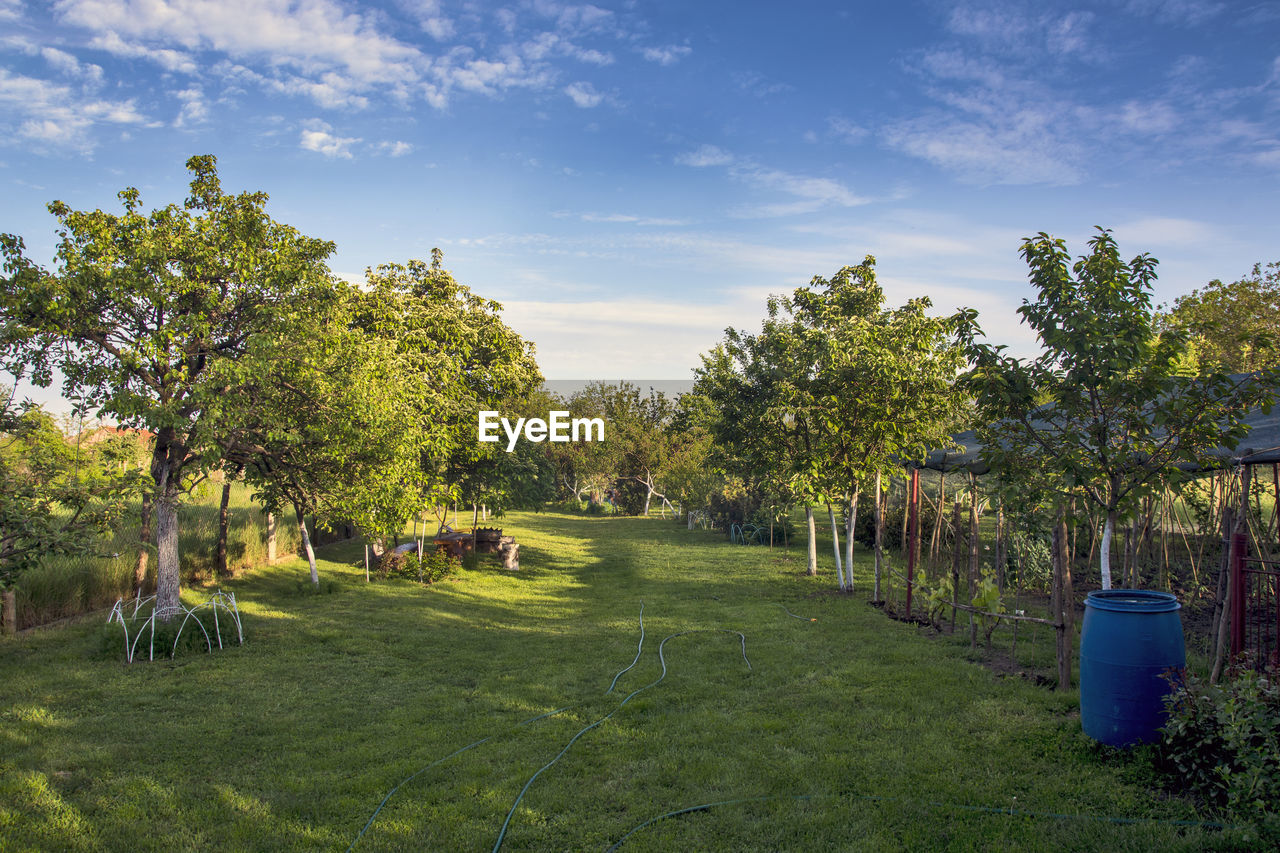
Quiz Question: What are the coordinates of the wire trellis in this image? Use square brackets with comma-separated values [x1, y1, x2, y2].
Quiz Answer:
[106, 590, 244, 663]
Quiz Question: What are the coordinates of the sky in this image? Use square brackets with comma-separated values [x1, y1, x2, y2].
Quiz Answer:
[2, 0, 1279, 410]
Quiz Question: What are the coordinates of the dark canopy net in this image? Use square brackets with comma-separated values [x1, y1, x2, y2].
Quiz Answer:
[920, 381, 1280, 475]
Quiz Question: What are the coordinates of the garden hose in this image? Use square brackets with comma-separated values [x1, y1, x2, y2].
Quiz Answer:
[491, 625, 751, 852]
[603, 792, 1244, 850]
[346, 704, 573, 852]
[776, 602, 817, 621]
[606, 601, 645, 693]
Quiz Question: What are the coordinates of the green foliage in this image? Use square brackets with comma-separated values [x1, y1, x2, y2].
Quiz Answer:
[1156, 261, 1280, 373]
[363, 251, 543, 524]
[0, 391, 145, 588]
[1157, 668, 1280, 832]
[376, 548, 460, 584]
[963, 228, 1280, 586]
[971, 571, 1005, 644]
[853, 495, 906, 551]
[1, 155, 338, 611]
[923, 575, 955, 625]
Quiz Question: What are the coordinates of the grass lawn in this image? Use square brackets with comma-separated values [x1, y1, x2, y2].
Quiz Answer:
[0, 511, 1255, 851]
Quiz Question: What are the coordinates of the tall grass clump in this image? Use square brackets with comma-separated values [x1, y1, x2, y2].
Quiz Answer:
[13, 480, 301, 629]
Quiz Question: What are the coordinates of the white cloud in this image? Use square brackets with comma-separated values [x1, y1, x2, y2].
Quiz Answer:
[675, 144, 733, 167]
[86, 29, 199, 74]
[1110, 217, 1220, 247]
[40, 47, 105, 84]
[299, 119, 359, 158]
[374, 139, 413, 156]
[641, 44, 690, 66]
[564, 80, 602, 107]
[1117, 100, 1179, 134]
[173, 85, 208, 125]
[675, 144, 868, 216]
[946, 4, 1098, 60]
[0, 68, 150, 152]
[0, 0, 22, 21]
[827, 116, 868, 143]
[579, 212, 691, 226]
[883, 112, 1084, 186]
[1124, 0, 1225, 26]
[729, 166, 869, 217]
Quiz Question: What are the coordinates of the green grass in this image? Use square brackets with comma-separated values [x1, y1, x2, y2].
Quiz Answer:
[0, 511, 1258, 851]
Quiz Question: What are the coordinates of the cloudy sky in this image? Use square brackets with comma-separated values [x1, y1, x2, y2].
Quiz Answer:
[2, 0, 1279, 393]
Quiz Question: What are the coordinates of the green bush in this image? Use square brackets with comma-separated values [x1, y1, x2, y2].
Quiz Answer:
[1156, 667, 1280, 831]
[376, 548, 460, 584]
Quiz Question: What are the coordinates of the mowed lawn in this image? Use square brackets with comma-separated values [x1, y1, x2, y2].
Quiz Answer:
[0, 512, 1250, 851]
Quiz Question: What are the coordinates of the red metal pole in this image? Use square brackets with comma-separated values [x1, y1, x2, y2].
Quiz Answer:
[906, 467, 919, 619]
[1231, 531, 1246, 661]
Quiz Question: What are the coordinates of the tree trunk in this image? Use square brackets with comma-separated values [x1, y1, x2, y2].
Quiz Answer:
[1100, 510, 1115, 590]
[134, 491, 153, 593]
[828, 503, 844, 590]
[266, 512, 277, 563]
[154, 476, 182, 618]
[2, 589, 16, 635]
[968, 475, 980, 649]
[216, 478, 233, 578]
[296, 503, 318, 587]
[994, 502, 1004, 593]
[805, 506, 818, 576]
[1054, 509, 1073, 691]
[930, 471, 946, 565]
[950, 500, 963, 634]
[873, 472, 884, 602]
[845, 492, 856, 593]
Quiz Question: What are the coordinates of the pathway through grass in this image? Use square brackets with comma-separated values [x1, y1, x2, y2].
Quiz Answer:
[0, 512, 1252, 850]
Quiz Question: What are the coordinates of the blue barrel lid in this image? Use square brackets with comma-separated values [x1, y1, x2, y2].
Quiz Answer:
[1085, 589, 1180, 613]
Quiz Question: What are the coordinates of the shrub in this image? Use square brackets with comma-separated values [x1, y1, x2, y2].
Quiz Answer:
[376, 548, 460, 584]
[1156, 667, 1280, 831]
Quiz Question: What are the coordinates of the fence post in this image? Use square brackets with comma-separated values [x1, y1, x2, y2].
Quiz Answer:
[1230, 531, 1246, 661]
[906, 467, 919, 619]
[2, 589, 16, 635]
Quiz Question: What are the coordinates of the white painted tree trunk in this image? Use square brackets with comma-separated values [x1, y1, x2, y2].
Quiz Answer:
[844, 493, 855, 589]
[828, 503, 845, 589]
[296, 505, 318, 587]
[846, 489, 859, 593]
[1100, 511, 1114, 590]
[805, 506, 818, 576]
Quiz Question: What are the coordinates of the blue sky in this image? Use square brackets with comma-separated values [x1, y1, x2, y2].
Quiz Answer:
[2, 0, 1279, 402]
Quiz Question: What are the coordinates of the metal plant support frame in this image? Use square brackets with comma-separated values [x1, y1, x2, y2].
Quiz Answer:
[106, 590, 244, 663]
[1230, 531, 1280, 672]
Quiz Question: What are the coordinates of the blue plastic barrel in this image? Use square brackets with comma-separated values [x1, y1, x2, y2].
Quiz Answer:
[1079, 590, 1185, 747]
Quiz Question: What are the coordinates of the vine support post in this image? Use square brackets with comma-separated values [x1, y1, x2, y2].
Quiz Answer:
[1053, 506, 1073, 691]
[905, 467, 919, 619]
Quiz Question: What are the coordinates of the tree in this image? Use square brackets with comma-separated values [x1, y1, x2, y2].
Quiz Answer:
[1156, 261, 1280, 373]
[787, 258, 969, 594]
[0, 156, 336, 616]
[964, 228, 1277, 590]
[357, 252, 542, 534]
[696, 310, 829, 574]
[0, 387, 143, 589]
[204, 290, 431, 585]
